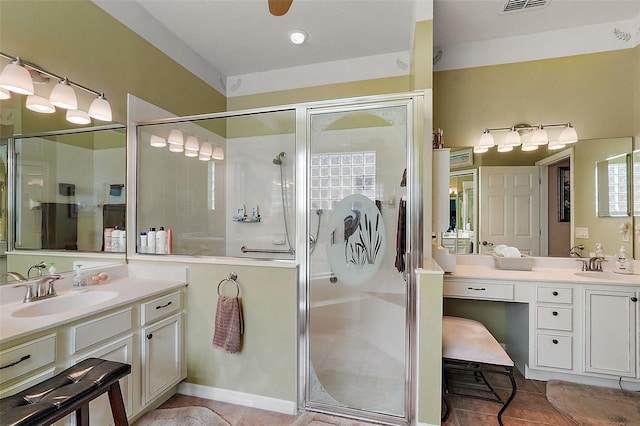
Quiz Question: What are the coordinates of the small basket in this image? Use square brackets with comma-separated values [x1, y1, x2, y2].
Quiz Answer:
[492, 254, 534, 271]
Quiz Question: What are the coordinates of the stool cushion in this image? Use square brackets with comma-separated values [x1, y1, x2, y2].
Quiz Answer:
[0, 358, 131, 426]
[442, 316, 513, 367]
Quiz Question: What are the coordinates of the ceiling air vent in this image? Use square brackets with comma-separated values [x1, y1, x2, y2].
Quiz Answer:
[503, 0, 549, 13]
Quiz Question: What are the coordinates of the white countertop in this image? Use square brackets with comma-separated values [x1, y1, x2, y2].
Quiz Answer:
[0, 264, 187, 345]
[445, 263, 640, 285]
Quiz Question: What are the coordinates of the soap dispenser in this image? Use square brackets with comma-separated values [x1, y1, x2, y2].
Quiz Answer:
[614, 246, 632, 275]
[72, 264, 88, 292]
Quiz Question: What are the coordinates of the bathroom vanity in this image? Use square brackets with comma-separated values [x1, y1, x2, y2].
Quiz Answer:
[443, 257, 640, 389]
[0, 264, 187, 425]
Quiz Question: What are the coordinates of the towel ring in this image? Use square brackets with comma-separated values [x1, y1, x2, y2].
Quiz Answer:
[217, 272, 240, 298]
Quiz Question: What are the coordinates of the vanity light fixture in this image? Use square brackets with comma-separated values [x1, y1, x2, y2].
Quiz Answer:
[0, 51, 113, 122]
[289, 29, 308, 45]
[0, 57, 34, 95]
[149, 134, 167, 147]
[169, 143, 184, 153]
[212, 147, 225, 161]
[475, 122, 578, 153]
[184, 135, 200, 157]
[65, 109, 91, 125]
[167, 129, 184, 146]
[199, 142, 213, 161]
[26, 95, 55, 113]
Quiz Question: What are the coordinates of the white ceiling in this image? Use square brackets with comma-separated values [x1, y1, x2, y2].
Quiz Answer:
[98, 0, 640, 79]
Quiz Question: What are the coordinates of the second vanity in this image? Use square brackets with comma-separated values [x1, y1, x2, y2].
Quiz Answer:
[443, 256, 640, 389]
[0, 264, 188, 425]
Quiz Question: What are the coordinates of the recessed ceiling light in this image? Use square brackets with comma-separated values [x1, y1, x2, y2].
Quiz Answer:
[289, 29, 307, 45]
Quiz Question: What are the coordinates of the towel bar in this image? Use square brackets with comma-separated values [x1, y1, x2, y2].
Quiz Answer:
[218, 273, 240, 297]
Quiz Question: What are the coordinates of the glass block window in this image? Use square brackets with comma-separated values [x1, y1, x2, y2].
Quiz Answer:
[608, 161, 627, 216]
[310, 151, 376, 209]
[208, 162, 216, 210]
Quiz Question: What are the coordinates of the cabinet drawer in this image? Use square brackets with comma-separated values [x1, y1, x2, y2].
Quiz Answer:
[537, 287, 572, 304]
[72, 308, 132, 353]
[0, 334, 56, 385]
[0, 368, 55, 398]
[536, 333, 572, 370]
[444, 281, 514, 301]
[537, 306, 572, 331]
[142, 291, 182, 326]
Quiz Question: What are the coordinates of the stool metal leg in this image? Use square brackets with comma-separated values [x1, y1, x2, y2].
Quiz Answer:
[107, 381, 129, 426]
[497, 368, 517, 426]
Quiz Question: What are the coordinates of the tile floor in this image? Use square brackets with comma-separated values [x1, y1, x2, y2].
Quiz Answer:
[149, 369, 576, 425]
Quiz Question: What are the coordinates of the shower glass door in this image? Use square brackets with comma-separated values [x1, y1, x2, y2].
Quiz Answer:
[306, 101, 411, 423]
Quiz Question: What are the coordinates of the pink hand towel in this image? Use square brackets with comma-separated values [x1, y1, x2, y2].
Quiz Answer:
[213, 295, 244, 353]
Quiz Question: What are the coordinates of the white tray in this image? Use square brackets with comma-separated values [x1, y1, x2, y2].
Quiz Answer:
[492, 254, 534, 271]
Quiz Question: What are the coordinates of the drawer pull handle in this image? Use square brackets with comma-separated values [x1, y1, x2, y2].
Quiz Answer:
[632, 297, 638, 302]
[552, 311, 558, 316]
[467, 287, 486, 291]
[552, 291, 559, 296]
[552, 339, 559, 344]
[0, 354, 31, 370]
[146, 334, 153, 340]
[155, 301, 173, 310]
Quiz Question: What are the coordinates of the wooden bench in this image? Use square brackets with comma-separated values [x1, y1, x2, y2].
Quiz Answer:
[441, 316, 517, 426]
[0, 358, 130, 426]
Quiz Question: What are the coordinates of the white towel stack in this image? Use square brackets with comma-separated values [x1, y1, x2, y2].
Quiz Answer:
[494, 244, 521, 258]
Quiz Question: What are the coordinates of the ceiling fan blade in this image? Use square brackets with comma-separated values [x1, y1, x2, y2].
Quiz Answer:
[268, 0, 293, 16]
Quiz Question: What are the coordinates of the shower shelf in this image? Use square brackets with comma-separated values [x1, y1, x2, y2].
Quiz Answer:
[232, 217, 261, 223]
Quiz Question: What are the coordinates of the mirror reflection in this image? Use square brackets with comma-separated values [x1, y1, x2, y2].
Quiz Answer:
[596, 153, 630, 217]
[442, 170, 477, 254]
[445, 136, 634, 258]
[11, 125, 126, 253]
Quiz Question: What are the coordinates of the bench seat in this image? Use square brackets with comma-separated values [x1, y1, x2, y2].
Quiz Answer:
[442, 316, 517, 426]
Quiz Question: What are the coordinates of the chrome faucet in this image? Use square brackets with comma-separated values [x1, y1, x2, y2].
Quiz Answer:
[4, 271, 27, 282]
[12, 274, 62, 303]
[577, 257, 606, 272]
[27, 261, 47, 279]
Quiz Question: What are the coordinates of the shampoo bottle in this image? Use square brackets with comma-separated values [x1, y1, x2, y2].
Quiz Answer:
[72, 264, 88, 293]
[155, 226, 167, 254]
[147, 227, 157, 253]
[140, 231, 147, 253]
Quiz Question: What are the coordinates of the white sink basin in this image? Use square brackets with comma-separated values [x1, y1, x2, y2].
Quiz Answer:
[11, 291, 119, 318]
[574, 271, 640, 284]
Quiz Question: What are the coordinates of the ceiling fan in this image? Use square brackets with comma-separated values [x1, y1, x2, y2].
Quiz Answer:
[268, 0, 294, 16]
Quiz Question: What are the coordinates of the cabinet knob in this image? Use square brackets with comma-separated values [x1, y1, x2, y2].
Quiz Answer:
[552, 339, 559, 344]
[552, 311, 558, 316]
[632, 297, 638, 302]
[552, 291, 559, 296]
[146, 333, 153, 340]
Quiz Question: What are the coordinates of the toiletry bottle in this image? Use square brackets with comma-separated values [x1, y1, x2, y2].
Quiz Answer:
[615, 246, 632, 274]
[148, 227, 157, 253]
[104, 228, 113, 252]
[140, 231, 147, 253]
[166, 228, 173, 254]
[156, 226, 167, 254]
[119, 229, 126, 253]
[48, 262, 56, 275]
[72, 264, 88, 293]
[595, 243, 604, 258]
[111, 227, 121, 252]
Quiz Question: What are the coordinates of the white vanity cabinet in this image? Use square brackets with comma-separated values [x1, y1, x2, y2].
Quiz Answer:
[584, 287, 638, 378]
[141, 291, 185, 405]
[534, 285, 575, 371]
[0, 334, 56, 398]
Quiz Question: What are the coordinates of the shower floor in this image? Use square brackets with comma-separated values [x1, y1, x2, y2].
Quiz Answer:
[309, 293, 405, 416]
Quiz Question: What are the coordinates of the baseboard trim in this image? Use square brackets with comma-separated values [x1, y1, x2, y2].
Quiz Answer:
[177, 382, 298, 415]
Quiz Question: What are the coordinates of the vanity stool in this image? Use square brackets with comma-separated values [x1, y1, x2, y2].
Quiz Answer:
[0, 357, 131, 426]
[441, 316, 517, 426]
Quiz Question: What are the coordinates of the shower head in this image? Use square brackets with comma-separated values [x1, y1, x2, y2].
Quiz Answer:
[273, 151, 287, 165]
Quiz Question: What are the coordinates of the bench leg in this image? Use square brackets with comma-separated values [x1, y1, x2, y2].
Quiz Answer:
[75, 404, 89, 426]
[496, 368, 517, 426]
[107, 381, 129, 426]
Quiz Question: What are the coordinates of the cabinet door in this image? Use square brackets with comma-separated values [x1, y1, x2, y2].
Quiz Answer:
[69, 335, 134, 426]
[142, 313, 183, 404]
[585, 289, 637, 377]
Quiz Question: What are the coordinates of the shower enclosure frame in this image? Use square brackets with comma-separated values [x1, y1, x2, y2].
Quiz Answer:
[128, 91, 426, 425]
[298, 92, 424, 426]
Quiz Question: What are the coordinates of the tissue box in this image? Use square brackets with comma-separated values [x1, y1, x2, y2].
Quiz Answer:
[492, 254, 534, 271]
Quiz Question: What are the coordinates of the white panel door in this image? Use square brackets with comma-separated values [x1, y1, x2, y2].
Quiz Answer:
[479, 166, 540, 255]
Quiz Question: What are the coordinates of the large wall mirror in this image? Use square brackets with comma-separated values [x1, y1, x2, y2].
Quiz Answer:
[446, 136, 634, 258]
[2, 125, 126, 282]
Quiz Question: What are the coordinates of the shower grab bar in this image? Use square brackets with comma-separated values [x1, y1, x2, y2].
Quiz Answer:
[241, 246, 293, 254]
